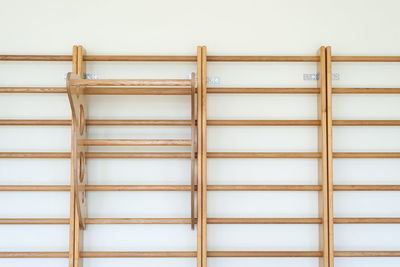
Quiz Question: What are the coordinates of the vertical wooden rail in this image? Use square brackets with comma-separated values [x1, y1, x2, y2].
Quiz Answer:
[68, 45, 79, 267]
[190, 72, 196, 230]
[317, 46, 329, 267]
[325, 46, 334, 267]
[196, 46, 203, 267]
[67, 45, 87, 267]
[75, 45, 87, 267]
[201, 46, 208, 267]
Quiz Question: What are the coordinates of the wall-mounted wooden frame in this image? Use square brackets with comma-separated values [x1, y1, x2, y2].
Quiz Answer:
[0, 45, 400, 267]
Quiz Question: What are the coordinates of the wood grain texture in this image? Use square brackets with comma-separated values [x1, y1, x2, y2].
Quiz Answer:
[332, 88, 400, 94]
[201, 46, 208, 267]
[196, 46, 203, 267]
[78, 139, 192, 146]
[325, 46, 334, 267]
[317, 46, 329, 267]
[71, 79, 191, 87]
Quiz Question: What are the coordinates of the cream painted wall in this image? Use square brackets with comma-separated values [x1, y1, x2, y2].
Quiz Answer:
[1, 0, 400, 266]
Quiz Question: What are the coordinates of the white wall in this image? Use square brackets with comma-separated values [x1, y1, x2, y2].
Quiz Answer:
[1, 0, 400, 266]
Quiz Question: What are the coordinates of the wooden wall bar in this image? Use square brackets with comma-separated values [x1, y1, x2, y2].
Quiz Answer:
[1, 46, 400, 267]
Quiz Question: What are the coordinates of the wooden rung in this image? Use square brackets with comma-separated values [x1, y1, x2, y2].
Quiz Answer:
[87, 120, 191, 126]
[334, 251, 400, 257]
[0, 55, 322, 62]
[207, 218, 322, 224]
[81, 251, 197, 258]
[0, 120, 71, 126]
[0, 251, 196, 258]
[0, 185, 69, 191]
[5, 251, 400, 258]
[208, 120, 321, 126]
[84, 87, 192, 95]
[0, 119, 321, 126]
[207, 56, 320, 62]
[86, 152, 191, 158]
[207, 185, 322, 191]
[85, 218, 193, 224]
[333, 120, 400, 126]
[0, 153, 70, 158]
[0, 87, 322, 94]
[85, 185, 192, 191]
[334, 218, 400, 224]
[207, 87, 320, 94]
[332, 56, 400, 62]
[0, 152, 322, 158]
[333, 88, 400, 94]
[207, 251, 323, 257]
[83, 55, 196, 62]
[0, 252, 69, 258]
[0, 87, 66, 93]
[334, 185, 400, 191]
[0, 218, 323, 225]
[0, 55, 72, 61]
[0, 218, 69, 224]
[70, 79, 191, 87]
[0, 185, 321, 192]
[5, 119, 400, 127]
[333, 153, 400, 158]
[78, 139, 192, 146]
[207, 152, 321, 158]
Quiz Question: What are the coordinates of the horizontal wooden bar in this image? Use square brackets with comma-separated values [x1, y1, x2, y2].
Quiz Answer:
[0, 185, 322, 192]
[0, 55, 72, 61]
[0, 55, 320, 62]
[332, 56, 400, 62]
[207, 251, 323, 257]
[83, 55, 197, 61]
[0, 119, 321, 126]
[0, 185, 69, 191]
[334, 185, 400, 191]
[207, 218, 322, 224]
[81, 251, 196, 258]
[334, 218, 400, 224]
[85, 185, 191, 191]
[79, 139, 192, 146]
[207, 56, 320, 62]
[208, 185, 322, 191]
[207, 152, 321, 158]
[71, 79, 191, 87]
[84, 87, 192, 95]
[208, 120, 321, 126]
[86, 152, 321, 159]
[333, 120, 400, 126]
[87, 120, 191, 126]
[0, 252, 69, 258]
[5, 251, 400, 258]
[333, 88, 400, 94]
[207, 87, 320, 94]
[0, 87, 67, 93]
[4, 119, 400, 127]
[0, 87, 321, 94]
[0, 152, 322, 159]
[85, 218, 192, 224]
[0, 218, 323, 225]
[5, 217, 400, 225]
[86, 152, 191, 158]
[334, 251, 400, 257]
[0, 120, 71, 126]
[0, 152, 70, 158]
[0, 251, 197, 258]
[333, 153, 400, 158]
[0, 218, 69, 224]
